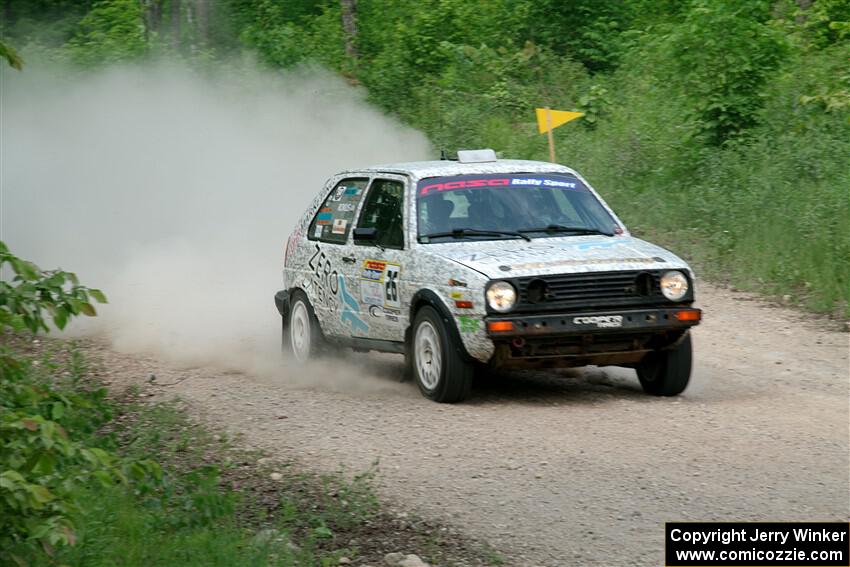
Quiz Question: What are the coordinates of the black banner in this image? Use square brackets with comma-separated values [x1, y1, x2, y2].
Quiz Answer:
[666, 522, 850, 566]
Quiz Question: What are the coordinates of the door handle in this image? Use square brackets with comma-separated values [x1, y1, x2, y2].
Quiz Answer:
[342, 256, 357, 264]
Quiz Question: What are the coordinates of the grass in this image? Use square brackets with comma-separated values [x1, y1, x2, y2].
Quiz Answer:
[6, 335, 504, 567]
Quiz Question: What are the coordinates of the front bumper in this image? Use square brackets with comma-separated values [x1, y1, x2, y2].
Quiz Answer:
[486, 306, 700, 338]
[485, 306, 701, 368]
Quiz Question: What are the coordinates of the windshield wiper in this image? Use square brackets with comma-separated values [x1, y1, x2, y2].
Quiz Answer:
[420, 228, 532, 242]
[517, 224, 614, 237]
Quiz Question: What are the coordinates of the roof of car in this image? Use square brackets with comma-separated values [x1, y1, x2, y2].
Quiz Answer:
[346, 159, 578, 181]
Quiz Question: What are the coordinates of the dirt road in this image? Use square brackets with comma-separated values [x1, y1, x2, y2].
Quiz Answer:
[92, 283, 849, 567]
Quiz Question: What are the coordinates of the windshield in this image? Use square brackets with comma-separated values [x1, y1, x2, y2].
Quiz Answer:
[416, 173, 619, 243]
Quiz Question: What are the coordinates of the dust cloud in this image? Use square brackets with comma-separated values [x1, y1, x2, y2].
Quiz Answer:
[0, 61, 430, 391]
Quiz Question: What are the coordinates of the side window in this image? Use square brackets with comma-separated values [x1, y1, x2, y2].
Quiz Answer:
[308, 178, 369, 244]
[356, 179, 405, 249]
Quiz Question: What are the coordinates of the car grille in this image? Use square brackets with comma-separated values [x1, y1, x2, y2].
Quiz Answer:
[507, 269, 675, 313]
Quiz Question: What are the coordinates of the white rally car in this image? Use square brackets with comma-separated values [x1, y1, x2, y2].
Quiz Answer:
[275, 150, 701, 402]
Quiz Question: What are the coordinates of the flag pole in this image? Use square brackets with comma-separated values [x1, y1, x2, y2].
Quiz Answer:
[545, 107, 556, 163]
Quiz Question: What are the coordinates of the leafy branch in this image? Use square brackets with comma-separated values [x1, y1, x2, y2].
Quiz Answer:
[0, 241, 107, 334]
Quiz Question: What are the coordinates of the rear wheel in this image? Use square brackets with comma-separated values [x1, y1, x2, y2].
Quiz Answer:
[411, 306, 472, 403]
[636, 333, 692, 396]
[284, 290, 324, 362]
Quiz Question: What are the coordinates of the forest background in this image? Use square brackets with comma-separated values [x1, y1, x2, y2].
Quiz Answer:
[2, 0, 848, 315]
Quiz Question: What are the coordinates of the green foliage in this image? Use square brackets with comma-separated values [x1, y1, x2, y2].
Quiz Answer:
[238, 0, 347, 70]
[0, 241, 107, 333]
[577, 85, 610, 128]
[793, 0, 850, 48]
[523, 0, 637, 72]
[0, 40, 24, 69]
[653, 0, 788, 145]
[5, 0, 849, 314]
[66, 0, 147, 66]
[0, 347, 162, 563]
[0, 243, 158, 563]
[563, 40, 850, 315]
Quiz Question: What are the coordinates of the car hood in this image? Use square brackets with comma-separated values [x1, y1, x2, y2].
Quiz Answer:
[428, 235, 690, 279]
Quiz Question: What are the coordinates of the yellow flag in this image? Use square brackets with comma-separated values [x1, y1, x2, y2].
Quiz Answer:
[535, 108, 584, 134]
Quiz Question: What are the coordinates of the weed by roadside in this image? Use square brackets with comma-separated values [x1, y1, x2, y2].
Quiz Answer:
[4, 333, 505, 567]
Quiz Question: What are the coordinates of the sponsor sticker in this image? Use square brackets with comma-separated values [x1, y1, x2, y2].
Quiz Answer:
[506, 257, 656, 272]
[361, 259, 387, 281]
[361, 281, 384, 306]
[384, 308, 401, 322]
[572, 315, 623, 328]
[367, 304, 401, 322]
[332, 218, 348, 234]
[383, 263, 401, 309]
[458, 316, 480, 334]
[417, 174, 589, 196]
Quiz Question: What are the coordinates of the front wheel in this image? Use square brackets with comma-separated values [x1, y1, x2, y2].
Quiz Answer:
[411, 306, 472, 403]
[284, 290, 324, 362]
[636, 333, 692, 396]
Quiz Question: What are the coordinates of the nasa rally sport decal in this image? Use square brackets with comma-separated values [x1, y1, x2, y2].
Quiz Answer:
[572, 315, 623, 328]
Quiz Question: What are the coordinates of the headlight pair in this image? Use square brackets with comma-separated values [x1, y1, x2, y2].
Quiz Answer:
[486, 271, 688, 311]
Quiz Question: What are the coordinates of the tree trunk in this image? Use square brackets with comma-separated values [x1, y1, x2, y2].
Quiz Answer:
[171, 0, 181, 52]
[340, 0, 358, 59]
[141, 0, 163, 42]
[195, 0, 209, 48]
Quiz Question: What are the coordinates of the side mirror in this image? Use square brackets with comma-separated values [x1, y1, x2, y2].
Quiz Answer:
[353, 227, 378, 241]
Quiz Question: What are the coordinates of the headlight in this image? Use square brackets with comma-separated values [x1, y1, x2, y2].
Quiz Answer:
[486, 281, 517, 312]
[660, 270, 689, 301]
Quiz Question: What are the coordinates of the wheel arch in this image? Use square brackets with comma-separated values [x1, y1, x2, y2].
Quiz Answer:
[282, 286, 331, 340]
[406, 288, 474, 362]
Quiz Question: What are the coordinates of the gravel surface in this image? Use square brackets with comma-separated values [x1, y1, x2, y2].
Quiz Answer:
[87, 283, 849, 567]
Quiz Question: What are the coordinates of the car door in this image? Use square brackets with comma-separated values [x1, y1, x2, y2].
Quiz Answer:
[338, 175, 409, 343]
[304, 176, 371, 339]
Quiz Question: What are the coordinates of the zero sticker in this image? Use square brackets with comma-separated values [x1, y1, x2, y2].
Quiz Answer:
[384, 264, 401, 309]
[306, 244, 340, 312]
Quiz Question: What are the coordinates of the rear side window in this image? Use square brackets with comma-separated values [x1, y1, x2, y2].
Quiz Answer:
[308, 178, 369, 244]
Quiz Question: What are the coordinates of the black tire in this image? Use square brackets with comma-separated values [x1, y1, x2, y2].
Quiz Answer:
[283, 290, 325, 362]
[636, 333, 692, 396]
[410, 305, 473, 403]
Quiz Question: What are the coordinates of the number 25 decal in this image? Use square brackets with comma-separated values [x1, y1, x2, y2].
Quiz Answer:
[384, 264, 401, 309]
